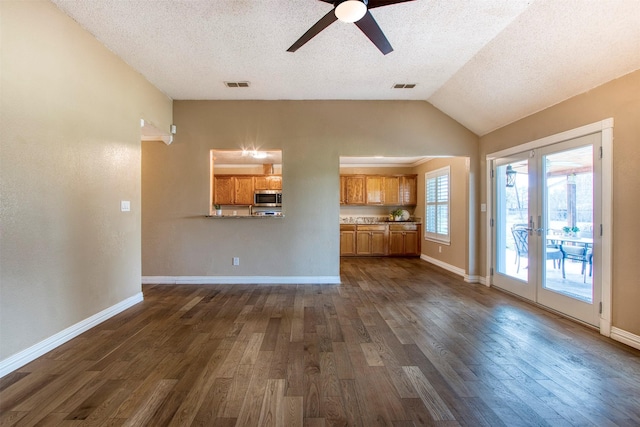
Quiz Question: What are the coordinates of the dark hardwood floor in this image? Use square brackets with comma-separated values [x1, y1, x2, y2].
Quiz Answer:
[2, 257, 640, 426]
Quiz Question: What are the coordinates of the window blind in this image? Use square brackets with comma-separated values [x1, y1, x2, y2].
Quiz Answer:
[425, 166, 450, 243]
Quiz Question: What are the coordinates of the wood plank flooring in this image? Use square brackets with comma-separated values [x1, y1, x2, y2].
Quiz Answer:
[2, 257, 640, 426]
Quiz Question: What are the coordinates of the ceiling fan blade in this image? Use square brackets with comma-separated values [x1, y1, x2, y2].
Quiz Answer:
[368, 0, 416, 9]
[354, 10, 393, 55]
[287, 9, 338, 52]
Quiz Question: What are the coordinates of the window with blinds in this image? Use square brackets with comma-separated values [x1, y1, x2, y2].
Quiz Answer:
[425, 166, 450, 243]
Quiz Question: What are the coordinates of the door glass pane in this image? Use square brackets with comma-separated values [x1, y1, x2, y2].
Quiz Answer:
[496, 160, 529, 281]
[542, 145, 593, 302]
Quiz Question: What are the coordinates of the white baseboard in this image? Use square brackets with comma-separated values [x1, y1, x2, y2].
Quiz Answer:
[464, 275, 481, 284]
[420, 255, 468, 279]
[142, 276, 342, 285]
[610, 327, 640, 351]
[0, 292, 143, 378]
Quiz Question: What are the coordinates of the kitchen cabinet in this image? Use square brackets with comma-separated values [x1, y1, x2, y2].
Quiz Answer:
[365, 176, 384, 205]
[339, 225, 357, 256]
[254, 175, 282, 190]
[235, 176, 254, 205]
[400, 175, 417, 206]
[342, 176, 365, 205]
[355, 225, 388, 256]
[340, 174, 417, 206]
[341, 222, 421, 257]
[214, 176, 234, 205]
[214, 174, 282, 205]
[214, 175, 254, 205]
[383, 176, 400, 205]
[389, 223, 421, 256]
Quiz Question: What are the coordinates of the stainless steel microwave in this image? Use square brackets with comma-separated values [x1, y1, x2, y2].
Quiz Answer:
[254, 190, 282, 207]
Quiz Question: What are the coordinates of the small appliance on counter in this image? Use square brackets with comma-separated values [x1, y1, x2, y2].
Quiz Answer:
[252, 206, 283, 216]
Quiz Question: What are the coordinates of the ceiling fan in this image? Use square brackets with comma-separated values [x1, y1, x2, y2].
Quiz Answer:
[287, 0, 415, 55]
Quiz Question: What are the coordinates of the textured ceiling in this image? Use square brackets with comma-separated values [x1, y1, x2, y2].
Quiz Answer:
[52, 0, 640, 136]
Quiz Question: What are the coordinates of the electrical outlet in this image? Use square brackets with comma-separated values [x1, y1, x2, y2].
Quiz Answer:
[232, 257, 239, 266]
[439, 246, 442, 253]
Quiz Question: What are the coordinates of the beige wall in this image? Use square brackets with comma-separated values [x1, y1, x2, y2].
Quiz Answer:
[142, 101, 478, 278]
[479, 70, 640, 335]
[416, 158, 470, 272]
[0, 1, 172, 360]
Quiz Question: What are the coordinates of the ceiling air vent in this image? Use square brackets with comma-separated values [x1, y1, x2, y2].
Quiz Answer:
[224, 81, 250, 88]
[392, 83, 417, 89]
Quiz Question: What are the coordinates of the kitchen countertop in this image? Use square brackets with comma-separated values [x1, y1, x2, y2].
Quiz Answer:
[340, 221, 422, 225]
[205, 214, 284, 219]
[340, 216, 421, 225]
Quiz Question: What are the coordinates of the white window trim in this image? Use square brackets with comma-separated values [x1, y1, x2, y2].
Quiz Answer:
[425, 166, 451, 244]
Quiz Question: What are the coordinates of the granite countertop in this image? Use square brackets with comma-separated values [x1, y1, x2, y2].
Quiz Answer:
[205, 214, 284, 219]
[340, 216, 421, 224]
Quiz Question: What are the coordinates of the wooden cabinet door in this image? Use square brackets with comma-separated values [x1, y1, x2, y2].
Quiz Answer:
[254, 176, 269, 190]
[370, 230, 388, 255]
[340, 176, 346, 204]
[356, 225, 388, 255]
[340, 225, 357, 256]
[344, 176, 365, 204]
[366, 176, 384, 205]
[401, 175, 417, 206]
[384, 176, 400, 206]
[234, 176, 254, 205]
[268, 176, 282, 190]
[388, 231, 405, 255]
[355, 231, 372, 255]
[214, 176, 234, 205]
[403, 230, 420, 256]
[254, 175, 282, 191]
[388, 224, 421, 256]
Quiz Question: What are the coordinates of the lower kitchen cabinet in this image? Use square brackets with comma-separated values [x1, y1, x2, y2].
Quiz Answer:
[340, 223, 421, 257]
[389, 223, 421, 256]
[356, 225, 388, 256]
[339, 225, 357, 256]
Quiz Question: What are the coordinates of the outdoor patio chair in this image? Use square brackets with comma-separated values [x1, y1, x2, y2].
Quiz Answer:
[560, 244, 588, 279]
[511, 227, 529, 273]
[512, 227, 564, 274]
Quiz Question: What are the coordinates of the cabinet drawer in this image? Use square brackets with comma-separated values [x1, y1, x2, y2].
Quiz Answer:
[340, 224, 356, 231]
[389, 224, 419, 232]
[357, 225, 387, 231]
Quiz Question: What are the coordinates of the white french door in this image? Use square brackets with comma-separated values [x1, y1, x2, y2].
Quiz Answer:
[491, 133, 602, 326]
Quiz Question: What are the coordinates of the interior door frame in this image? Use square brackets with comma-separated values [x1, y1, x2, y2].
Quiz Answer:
[485, 118, 613, 337]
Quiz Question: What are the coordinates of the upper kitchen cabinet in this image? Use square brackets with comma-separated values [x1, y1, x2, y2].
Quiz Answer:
[365, 176, 384, 205]
[341, 175, 365, 205]
[340, 174, 417, 206]
[234, 176, 254, 205]
[254, 175, 282, 191]
[400, 175, 417, 206]
[213, 175, 254, 205]
[383, 176, 401, 205]
[213, 176, 234, 205]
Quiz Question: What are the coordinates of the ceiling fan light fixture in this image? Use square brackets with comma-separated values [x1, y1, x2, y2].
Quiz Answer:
[335, 0, 367, 23]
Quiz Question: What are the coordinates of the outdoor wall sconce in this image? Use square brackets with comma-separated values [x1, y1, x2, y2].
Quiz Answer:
[506, 165, 517, 187]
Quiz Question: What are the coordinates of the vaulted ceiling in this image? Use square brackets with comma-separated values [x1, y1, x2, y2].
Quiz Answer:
[52, 0, 640, 136]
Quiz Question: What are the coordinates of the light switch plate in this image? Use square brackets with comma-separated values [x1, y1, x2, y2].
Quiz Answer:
[480, 203, 487, 212]
[121, 200, 131, 212]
